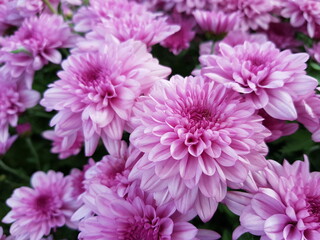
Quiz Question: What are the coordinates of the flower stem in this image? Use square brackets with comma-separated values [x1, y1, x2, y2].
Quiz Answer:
[26, 138, 41, 170]
[42, 0, 58, 14]
[0, 159, 29, 182]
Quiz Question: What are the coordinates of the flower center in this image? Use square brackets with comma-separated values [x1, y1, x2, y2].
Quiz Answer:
[35, 194, 53, 212]
[125, 216, 160, 240]
[307, 197, 320, 222]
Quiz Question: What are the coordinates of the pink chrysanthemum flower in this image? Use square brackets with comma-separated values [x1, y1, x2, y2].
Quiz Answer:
[0, 78, 39, 143]
[0, 14, 77, 78]
[211, 30, 268, 55]
[296, 93, 320, 142]
[160, 0, 216, 14]
[2, 171, 78, 240]
[72, 141, 144, 222]
[0, 135, 17, 156]
[193, 9, 240, 34]
[78, 183, 199, 240]
[200, 41, 318, 121]
[42, 130, 84, 159]
[308, 42, 320, 63]
[160, 13, 196, 55]
[259, 110, 298, 142]
[225, 157, 320, 240]
[41, 37, 170, 156]
[74, 0, 179, 47]
[265, 22, 302, 51]
[129, 75, 270, 221]
[281, 0, 320, 38]
[215, 0, 278, 31]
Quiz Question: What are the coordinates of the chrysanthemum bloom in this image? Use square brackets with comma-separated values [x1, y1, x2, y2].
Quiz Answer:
[225, 157, 320, 240]
[160, 0, 216, 14]
[200, 41, 318, 121]
[0, 135, 17, 156]
[193, 9, 240, 34]
[259, 110, 298, 142]
[0, 13, 77, 78]
[308, 42, 320, 63]
[41, 37, 170, 156]
[0, 78, 39, 143]
[72, 141, 144, 222]
[296, 93, 320, 142]
[214, 0, 278, 31]
[78, 183, 200, 240]
[281, 0, 320, 38]
[129, 75, 270, 221]
[160, 13, 196, 55]
[74, 0, 179, 47]
[211, 30, 267, 55]
[42, 130, 84, 159]
[265, 22, 302, 51]
[2, 171, 78, 240]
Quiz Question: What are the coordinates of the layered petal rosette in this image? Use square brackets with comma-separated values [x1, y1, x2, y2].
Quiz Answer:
[129, 75, 270, 221]
[78, 183, 200, 240]
[0, 14, 77, 80]
[41, 37, 170, 156]
[2, 171, 78, 240]
[225, 157, 320, 240]
[201, 41, 318, 121]
[281, 0, 320, 38]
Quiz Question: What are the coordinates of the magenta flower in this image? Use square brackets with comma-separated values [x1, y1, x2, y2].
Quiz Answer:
[78, 184, 199, 240]
[0, 14, 77, 78]
[296, 93, 320, 142]
[193, 9, 240, 34]
[200, 41, 318, 120]
[308, 42, 320, 63]
[0, 78, 39, 143]
[160, 13, 196, 55]
[215, 0, 278, 31]
[42, 130, 84, 159]
[265, 22, 302, 51]
[225, 157, 320, 240]
[259, 110, 298, 142]
[2, 171, 78, 240]
[281, 0, 320, 38]
[129, 75, 270, 221]
[75, 0, 179, 47]
[41, 37, 170, 156]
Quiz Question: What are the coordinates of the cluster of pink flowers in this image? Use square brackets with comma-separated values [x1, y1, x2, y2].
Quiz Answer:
[1, 0, 320, 239]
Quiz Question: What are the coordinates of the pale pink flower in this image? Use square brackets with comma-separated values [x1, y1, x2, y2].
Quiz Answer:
[0, 77, 39, 143]
[129, 75, 270, 221]
[281, 0, 320, 38]
[200, 41, 318, 120]
[225, 157, 320, 240]
[160, 13, 196, 55]
[215, 0, 278, 31]
[41, 37, 170, 156]
[78, 183, 199, 240]
[42, 130, 84, 159]
[259, 110, 298, 142]
[296, 93, 320, 142]
[161, 0, 216, 14]
[0, 14, 77, 78]
[212, 30, 268, 55]
[72, 141, 144, 222]
[74, 0, 179, 47]
[0, 135, 17, 156]
[193, 9, 240, 34]
[2, 171, 78, 240]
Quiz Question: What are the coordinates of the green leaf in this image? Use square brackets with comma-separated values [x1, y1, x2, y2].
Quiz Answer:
[10, 48, 31, 55]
